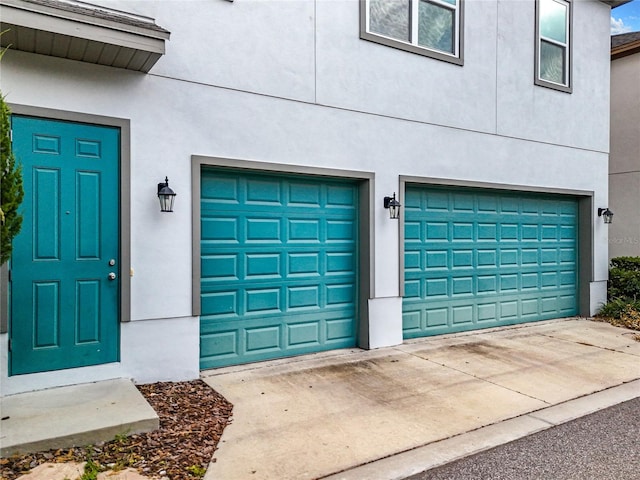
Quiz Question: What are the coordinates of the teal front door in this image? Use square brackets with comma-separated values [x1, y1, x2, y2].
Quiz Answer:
[10, 116, 120, 375]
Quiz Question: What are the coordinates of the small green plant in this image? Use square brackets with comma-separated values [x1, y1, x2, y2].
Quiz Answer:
[80, 459, 103, 480]
[596, 256, 640, 341]
[187, 464, 207, 477]
[597, 298, 640, 319]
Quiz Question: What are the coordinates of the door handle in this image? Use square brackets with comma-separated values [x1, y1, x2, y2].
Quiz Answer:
[108, 272, 117, 281]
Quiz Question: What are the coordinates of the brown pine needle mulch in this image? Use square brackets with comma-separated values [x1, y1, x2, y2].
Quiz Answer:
[594, 307, 640, 341]
[0, 379, 233, 480]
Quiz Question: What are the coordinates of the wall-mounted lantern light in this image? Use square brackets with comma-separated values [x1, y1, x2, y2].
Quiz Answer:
[598, 207, 614, 224]
[158, 177, 176, 212]
[383, 192, 401, 220]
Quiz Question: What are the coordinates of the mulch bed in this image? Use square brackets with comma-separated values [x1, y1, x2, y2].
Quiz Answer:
[0, 379, 233, 479]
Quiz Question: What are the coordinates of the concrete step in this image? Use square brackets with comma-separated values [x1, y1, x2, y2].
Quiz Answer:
[0, 378, 159, 457]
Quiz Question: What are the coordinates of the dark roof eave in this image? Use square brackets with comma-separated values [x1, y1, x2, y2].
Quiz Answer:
[612, 41, 640, 60]
[601, 0, 633, 7]
[611, 31, 640, 59]
[0, 0, 170, 73]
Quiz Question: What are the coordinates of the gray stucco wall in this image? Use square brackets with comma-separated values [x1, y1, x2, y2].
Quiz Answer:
[610, 52, 640, 258]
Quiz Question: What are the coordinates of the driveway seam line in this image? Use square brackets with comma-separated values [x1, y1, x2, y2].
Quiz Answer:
[400, 349, 551, 405]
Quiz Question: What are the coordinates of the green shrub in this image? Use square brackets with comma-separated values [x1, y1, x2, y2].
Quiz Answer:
[597, 257, 640, 319]
[597, 298, 640, 319]
[0, 94, 24, 265]
[610, 256, 640, 271]
[608, 256, 640, 301]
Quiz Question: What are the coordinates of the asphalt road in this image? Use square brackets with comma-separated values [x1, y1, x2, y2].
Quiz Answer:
[407, 397, 640, 480]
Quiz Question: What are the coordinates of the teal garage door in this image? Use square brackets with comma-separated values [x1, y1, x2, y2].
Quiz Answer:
[200, 169, 358, 369]
[403, 186, 578, 338]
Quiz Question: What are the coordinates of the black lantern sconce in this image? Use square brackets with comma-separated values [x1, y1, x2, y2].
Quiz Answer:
[598, 207, 614, 224]
[158, 177, 176, 212]
[383, 193, 401, 220]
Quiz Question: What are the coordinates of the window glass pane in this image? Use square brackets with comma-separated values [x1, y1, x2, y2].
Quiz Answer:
[540, 0, 567, 44]
[369, 0, 410, 42]
[418, 1, 454, 54]
[440, 0, 457, 5]
[540, 40, 565, 84]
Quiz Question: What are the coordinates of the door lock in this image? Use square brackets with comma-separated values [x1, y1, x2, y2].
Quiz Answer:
[108, 272, 117, 281]
[108, 259, 116, 266]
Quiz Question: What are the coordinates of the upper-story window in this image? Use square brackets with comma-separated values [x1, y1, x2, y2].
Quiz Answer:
[360, 0, 464, 65]
[535, 0, 572, 92]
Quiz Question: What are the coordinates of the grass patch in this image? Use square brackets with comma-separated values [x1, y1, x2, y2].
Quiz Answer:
[187, 464, 207, 477]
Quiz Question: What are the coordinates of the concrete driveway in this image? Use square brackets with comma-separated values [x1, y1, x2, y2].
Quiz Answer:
[202, 318, 640, 480]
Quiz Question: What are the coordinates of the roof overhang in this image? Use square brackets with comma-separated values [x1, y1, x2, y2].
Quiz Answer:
[612, 40, 640, 60]
[600, 0, 633, 7]
[0, 0, 170, 73]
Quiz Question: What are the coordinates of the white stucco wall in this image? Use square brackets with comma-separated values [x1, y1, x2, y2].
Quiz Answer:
[0, 0, 613, 393]
[0, 317, 199, 395]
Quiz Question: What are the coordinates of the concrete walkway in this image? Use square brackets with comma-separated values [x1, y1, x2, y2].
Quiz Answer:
[202, 318, 640, 480]
[0, 378, 159, 457]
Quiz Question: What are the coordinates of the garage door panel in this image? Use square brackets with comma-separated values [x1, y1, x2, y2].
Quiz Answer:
[500, 274, 518, 291]
[500, 249, 518, 265]
[200, 330, 237, 358]
[477, 249, 498, 266]
[202, 291, 238, 318]
[288, 321, 321, 346]
[542, 225, 559, 240]
[201, 176, 239, 202]
[288, 219, 320, 241]
[287, 285, 320, 309]
[326, 220, 356, 241]
[200, 170, 358, 369]
[327, 184, 357, 206]
[404, 186, 578, 338]
[200, 309, 356, 367]
[326, 251, 355, 273]
[427, 222, 448, 241]
[478, 302, 498, 321]
[246, 253, 282, 278]
[288, 252, 321, 275]
[202, 254, 239, 279]
[426, 250, 448, 269]
[202, 217, 238, 242]
[326, 316, 355, 341]
[426, 278, 448, 297]
[500, 224, 519, 240]
[289, 182, 321, 205]
[246, 179, 283, 204]
[452, 250, 473, 268]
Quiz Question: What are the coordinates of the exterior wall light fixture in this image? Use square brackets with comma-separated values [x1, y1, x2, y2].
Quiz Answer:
[384, 192, 401, 220]
[158, 176, 176, 212]
[598, 207, 614, 224]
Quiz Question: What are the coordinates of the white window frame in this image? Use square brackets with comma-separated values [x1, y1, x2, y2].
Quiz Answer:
[535, 0, 572, 93]
[360, 0, 464, 66]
